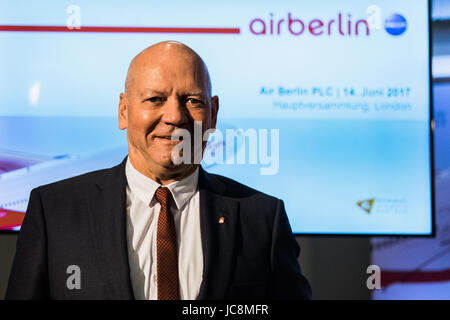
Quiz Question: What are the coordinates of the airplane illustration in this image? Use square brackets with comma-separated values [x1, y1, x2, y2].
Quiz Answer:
[0, 147, 128, 230]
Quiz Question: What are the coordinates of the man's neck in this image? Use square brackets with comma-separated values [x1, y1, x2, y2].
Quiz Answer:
[128, 153, 199, 186]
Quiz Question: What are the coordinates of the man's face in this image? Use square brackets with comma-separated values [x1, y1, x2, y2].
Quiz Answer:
[119, 47, 218, 179]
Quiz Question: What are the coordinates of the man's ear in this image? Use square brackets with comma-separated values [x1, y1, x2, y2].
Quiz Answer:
[210, 95, 219, 130]
[118, 93, 128, 130]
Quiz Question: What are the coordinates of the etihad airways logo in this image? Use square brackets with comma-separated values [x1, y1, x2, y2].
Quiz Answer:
[249, 12, 407, 37]
[357, 198, 407, 215]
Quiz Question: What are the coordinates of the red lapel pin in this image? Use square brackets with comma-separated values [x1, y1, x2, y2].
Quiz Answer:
[218, 217, 225, 224]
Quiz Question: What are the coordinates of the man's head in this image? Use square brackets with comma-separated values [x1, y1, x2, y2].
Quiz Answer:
[119, 41, 219, 184]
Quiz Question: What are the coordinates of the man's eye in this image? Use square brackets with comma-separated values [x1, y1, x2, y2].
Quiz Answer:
[187, 98, 203, 105]
[146, 96, 163, 103]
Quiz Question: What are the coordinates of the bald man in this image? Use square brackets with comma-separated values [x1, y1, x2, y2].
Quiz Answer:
[6, 41, 311, 300]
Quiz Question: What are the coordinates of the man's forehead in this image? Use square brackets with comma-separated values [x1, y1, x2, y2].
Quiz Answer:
[137, 60, 204, 76]
[134, 65, 206, 88]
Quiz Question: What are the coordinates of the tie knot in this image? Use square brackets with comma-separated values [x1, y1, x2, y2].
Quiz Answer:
[155, 186, 171, 206]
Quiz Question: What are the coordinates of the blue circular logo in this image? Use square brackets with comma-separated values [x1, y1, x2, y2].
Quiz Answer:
[384, 14, 407, 36]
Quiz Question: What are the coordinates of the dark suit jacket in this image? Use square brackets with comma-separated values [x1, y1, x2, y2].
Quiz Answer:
[6, 157, 311, 300]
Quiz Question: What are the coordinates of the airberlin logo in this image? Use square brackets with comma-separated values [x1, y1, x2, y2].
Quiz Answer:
[249, 12, 407, 37]
[384, 13, 407, 36]
[250, 12, 370, 37]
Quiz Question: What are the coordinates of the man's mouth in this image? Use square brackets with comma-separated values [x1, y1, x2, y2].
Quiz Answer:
[155, 135, 185, 143]
[155, 135, 184, 141]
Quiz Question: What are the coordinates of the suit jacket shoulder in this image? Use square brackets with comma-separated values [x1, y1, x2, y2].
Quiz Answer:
[36, 162, 122, 198]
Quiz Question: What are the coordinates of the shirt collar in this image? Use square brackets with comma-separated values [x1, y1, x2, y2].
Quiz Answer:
[125, 157, 199, 210]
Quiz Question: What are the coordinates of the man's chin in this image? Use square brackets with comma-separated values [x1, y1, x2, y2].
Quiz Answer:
[156, 155, 186, 170]
[155, 160, 198, 181]
[149, 149, 197, 171]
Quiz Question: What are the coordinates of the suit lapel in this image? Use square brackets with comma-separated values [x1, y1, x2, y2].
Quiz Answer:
[87, 157, 134, 299]
[196, 167, 240, 300]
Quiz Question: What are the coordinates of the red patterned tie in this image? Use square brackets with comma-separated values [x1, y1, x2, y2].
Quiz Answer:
[154, 186, 180, 300]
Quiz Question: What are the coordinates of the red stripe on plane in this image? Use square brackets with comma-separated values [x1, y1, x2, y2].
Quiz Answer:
[0, 25, 240, 34]
[0, 208, 25, 230]
[381, 269, 450, 288]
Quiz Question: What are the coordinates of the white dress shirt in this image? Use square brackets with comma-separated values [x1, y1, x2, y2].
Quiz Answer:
[125, 157, 203, 300]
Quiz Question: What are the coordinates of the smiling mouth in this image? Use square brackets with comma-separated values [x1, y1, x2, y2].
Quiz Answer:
[155, 135, 184, 140]
[155, 136, 184, 143]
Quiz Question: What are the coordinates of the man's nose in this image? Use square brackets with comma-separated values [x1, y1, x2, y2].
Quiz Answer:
[161, 96, 189, 126]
